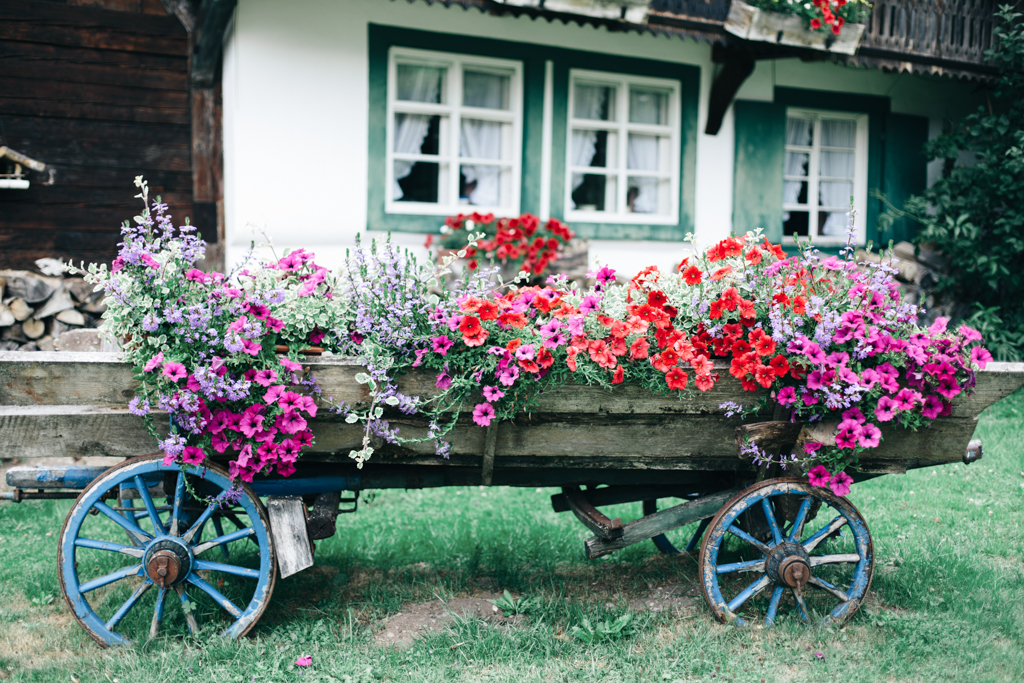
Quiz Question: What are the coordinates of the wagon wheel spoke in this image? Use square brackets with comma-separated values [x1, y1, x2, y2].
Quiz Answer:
[786, 496, 813, 543]
[193, 559, 261, 579]
[150, 587, 168, 639]
[726, 524, 772, 555]
[726, 574, 772, 613]
[809, 553, 862, 567]
[792, 588, 810, 623]
[181, 504, 218, 544]
[94, 501, 152, 544]
[187, 574, 244, 619]
[193, 526, 256, 556]
[801, 515, 847, 553]
[105, 581, 153, 631]
[73, 538, 145, 558]
[134, 476, 166, 536]
[79, 564, 143, 594]
[806, 576, 850, 603]
[764, 585, 785, 625]
[715, 558, 766, 574]
[211, 516, 231, 560]
[173, 585, 200, 635]
[761, 498, 784, 545]
[169, 472, 186, 537]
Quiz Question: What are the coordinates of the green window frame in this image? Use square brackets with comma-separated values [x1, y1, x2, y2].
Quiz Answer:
[367, 24, 699, 240]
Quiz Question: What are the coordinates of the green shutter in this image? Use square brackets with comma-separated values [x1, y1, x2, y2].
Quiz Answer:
[881, 113, 929, 245]
[733, 100, 786, 242]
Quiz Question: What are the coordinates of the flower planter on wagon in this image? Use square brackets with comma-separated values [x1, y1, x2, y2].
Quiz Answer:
[2, 351, 1021, 645]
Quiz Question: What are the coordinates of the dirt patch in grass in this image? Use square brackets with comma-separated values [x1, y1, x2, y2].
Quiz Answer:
[0, 595, 95, 673]
[374, 592, 527, 649]
[628, 583, 701, 614]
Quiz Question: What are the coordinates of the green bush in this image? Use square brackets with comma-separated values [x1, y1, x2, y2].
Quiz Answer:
[881, 5, 1024, 360]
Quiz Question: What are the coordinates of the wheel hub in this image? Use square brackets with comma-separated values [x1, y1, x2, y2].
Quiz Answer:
[766, 542, 811, 589]
[143, 538, 192, 588]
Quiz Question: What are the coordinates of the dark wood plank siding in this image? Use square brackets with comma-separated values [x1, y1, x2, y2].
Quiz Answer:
[0, 0, 193, 269]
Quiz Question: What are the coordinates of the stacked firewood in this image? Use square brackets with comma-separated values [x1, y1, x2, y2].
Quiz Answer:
[0, 269, 109, 352]
[856, 241, 954, 325]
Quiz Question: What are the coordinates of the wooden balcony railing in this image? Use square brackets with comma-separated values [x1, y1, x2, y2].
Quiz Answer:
[648, 0, 998, 70]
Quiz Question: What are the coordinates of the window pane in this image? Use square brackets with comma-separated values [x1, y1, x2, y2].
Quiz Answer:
[821, 119, 856, 148]
[820, 151, 854, 178]
[463, 70, 510, 109]
[785, 152, 809, 177]
[786, 116, 813, 146]
[394, 160, 439, 203]
[819, 181, 853, 208]
[627, 177, 663, 214]
[629, 88, 667, 125]
[571, 130, 615, 169]
[396, 64, 444, 103]
[460, 119, 503, 160]
[460, 165, 502, 206]
[819, 210, 848, 236]
[783, 210, 809, 237]
[571, 173, 615, 212]
[627, 134, 659, 172]
[393, 114, 441, 155]
[784, 180, 808, 205]
[574, 84, 614, 121]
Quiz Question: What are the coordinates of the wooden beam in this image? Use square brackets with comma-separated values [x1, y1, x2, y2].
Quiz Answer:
[159, 0, 196, 34]
[705, 45, 755, 136]
[191, 0, 236, 88]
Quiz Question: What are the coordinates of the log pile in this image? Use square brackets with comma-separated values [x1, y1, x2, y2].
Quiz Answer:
[0, 269, 109, 352]
[856, 241, 953, 325]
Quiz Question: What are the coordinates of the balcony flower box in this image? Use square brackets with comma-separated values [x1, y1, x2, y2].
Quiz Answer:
[725, 0, 867, 55]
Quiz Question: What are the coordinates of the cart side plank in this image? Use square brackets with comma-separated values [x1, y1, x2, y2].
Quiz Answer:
[4, 353, 1022, 418]
[0, 403, 982, 469]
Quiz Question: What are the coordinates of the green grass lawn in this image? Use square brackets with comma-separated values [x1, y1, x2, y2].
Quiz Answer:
[1, 390, 1022, 683]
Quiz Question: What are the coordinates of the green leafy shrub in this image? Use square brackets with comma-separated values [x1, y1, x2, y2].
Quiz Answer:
[880, 6, 1024, 360]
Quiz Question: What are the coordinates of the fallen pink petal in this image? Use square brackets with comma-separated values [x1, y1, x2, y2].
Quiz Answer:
[295, 655, 312, 667]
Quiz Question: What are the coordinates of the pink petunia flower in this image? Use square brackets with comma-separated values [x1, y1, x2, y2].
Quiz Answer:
[921, 394, 943, 419]
[295, 655, 312, 667]
[971, 346, 992, 370]
[928, 317, 949, 335]
[162, 362, 188, 382]
[254, 369, 278, 387]
[857, 422, 881, 449]
[958, 325, 982, 342]
[144, 352, 164, 373]
[482, 386, 505, 402]
[497, 365, 520, 387]
[276, 411, 308, 435]
[803, 441, 824, 455]
[801, 391, 819, 406]
[776, 386, 797, 406]
[278, 391, 302, 413]
[435, 372, 452, 390]
[182, 446, 206, 465]
[238, 412, 264, 438]
[829, 471, 854, 497]
[264, 384, 286, 405]
[835, 428, 859, 450]
[280, 358, 303, 373]
[841, 407, 866, 424]
[296, 395, 317, 417]
[241, 339, 262, 356]
[228, 315, 248, 333]
[894, 388, 922, 411]
[875, 396, 898, 422]
[432, 335, 454, 355]
[807, 465, 832, 488]
[472, 402, 496, 427]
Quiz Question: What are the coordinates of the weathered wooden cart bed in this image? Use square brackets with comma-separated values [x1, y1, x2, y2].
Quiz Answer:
[2, 351, 1023, 645]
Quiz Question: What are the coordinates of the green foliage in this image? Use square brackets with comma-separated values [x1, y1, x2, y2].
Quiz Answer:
[880, 6, 1024, 360]
[488, 589, 540, 617]
[570, 612, 635, 643]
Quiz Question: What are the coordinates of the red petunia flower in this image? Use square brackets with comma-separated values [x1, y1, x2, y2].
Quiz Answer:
[665, 367, 688, 390]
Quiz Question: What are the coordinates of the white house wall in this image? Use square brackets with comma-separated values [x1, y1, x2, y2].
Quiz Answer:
[223, 0, 982, 276]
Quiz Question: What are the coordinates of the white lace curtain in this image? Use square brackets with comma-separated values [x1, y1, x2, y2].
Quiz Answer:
[460, 71, 505, 207]
[818, 119, 856, 235]
[393, 65, 443, 200]
[570, 85, 607, 191]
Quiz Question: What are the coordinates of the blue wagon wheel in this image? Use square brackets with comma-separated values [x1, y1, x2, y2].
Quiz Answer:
[698, 478, 873, 627]
[57, 455, 276, 647]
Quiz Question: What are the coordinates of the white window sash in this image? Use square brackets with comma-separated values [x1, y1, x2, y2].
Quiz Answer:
[782, 108, 869, 245]
[564, 69, 681, 225]
[385, 47, 523, 216]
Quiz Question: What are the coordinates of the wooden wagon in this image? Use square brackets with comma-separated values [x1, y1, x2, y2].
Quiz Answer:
[2, 351, 1022, 646]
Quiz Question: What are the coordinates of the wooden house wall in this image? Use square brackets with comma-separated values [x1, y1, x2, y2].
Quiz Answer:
[0, 0, 197, 270]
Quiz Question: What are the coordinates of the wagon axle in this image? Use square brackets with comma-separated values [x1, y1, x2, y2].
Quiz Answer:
[766, 542, 811, 590]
